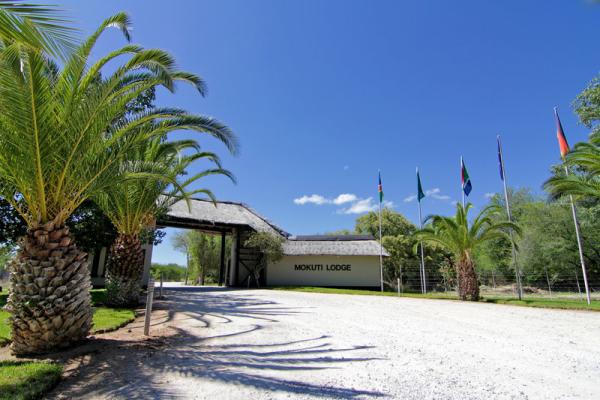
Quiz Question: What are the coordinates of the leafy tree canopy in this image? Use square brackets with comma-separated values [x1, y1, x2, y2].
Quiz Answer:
[355, 208, 415, 238]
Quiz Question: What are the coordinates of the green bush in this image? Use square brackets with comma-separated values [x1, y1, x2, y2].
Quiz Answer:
[150, 263, 187, 281]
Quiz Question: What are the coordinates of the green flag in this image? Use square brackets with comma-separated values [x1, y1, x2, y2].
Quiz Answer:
[417, 169, 425, 202]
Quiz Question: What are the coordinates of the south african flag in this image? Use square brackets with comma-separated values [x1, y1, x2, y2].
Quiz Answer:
[461, 157, 472, 197]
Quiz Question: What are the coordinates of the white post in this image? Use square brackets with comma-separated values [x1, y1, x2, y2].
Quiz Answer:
[397, 277, 400, 296]
[379, 198, 384, 292]
[497, 135, 523, 300]
[417, 197, 426, 294]
[159, 272, 163, 298]
[460, 156, 465, 208]
[144, 278, 155, 336]
[564, 166, 591, 304]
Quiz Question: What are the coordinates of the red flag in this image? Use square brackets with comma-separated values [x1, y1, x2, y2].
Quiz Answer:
[554, 107, 570, 159]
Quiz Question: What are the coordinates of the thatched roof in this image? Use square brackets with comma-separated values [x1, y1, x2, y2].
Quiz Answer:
[283, 235, 389, 256]
[162, 199, 289, 237]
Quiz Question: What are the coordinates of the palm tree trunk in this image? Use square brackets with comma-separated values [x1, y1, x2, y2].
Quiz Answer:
[457, 257, 480, 301]
[7, 223, 92, 355]
[105, 233, 144, 307]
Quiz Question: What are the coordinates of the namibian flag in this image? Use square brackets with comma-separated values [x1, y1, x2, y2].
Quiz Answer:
[378, 172, 383, 203]
[554, 107, 570, 159]
[461, 157, 472, 196]
[417, 168, 425, 202]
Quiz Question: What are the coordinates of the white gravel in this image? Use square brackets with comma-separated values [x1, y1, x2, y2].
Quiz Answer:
[52, 288, 600, 399]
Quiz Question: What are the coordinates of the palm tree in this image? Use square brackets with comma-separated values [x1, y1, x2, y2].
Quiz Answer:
[415, 203, 520, 301]
[545, 131, 600, 199]
[0, 13, 236, 354]
[95, 138, 235, 306]
[0, 1, 76, 57]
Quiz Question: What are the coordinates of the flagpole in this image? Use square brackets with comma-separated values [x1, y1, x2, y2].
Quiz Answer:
[378, 171, 384, 292]
[418, 198, 426, 294]
[417, 167, 426, 294]
[497, 135, 523, 300]
[461, 156, 465, 207]
[554, 107, 591, 305]
[564, 165, 591, 305]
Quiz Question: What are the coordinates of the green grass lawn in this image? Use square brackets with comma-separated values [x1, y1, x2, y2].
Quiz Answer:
[91, 307, 136, 332]
[272, 286, 600, 311]
[0, 361, 62, 400]
[0, 289, 135, 346]
[0, 309, 9, 346]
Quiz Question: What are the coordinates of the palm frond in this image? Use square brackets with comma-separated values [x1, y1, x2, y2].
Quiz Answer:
[0, 1, 76, 58]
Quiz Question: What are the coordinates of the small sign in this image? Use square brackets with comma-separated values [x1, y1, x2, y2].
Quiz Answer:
[294, 264, 352, 272]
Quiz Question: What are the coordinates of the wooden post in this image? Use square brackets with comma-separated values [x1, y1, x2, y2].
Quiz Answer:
[144, 279, 155, 336]
[219, 231, 226, 286]
[159, 272, 163, 298]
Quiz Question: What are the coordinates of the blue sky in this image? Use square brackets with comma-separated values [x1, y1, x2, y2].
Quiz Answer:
[56, 0, 600, 265]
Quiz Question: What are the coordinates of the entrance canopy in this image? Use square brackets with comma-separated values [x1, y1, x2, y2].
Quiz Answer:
[158, 198, 289, 237]
[157, 199, 289, 287]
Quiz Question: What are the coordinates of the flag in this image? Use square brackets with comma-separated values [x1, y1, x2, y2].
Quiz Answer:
[461, 157, 472, 196]
[417, 169, 425, 202]
[378, 171, 383, 203]
[497, 135, 505, 181]
[554, 107, 570, 159]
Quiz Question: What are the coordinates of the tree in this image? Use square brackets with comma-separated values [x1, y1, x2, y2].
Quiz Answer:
[545, 132, 600, 201]
[0, 197, 26, 248]
[0, 12, 221, 354]
[172, 230, 229, 285]
[96, 138, 235, 306]
[415, 203, 521, 301]
[355, 208, 415, 238]
[150, 263, 186, 281]
[573, 74, 600, 130]
[243, 232, 284, 288]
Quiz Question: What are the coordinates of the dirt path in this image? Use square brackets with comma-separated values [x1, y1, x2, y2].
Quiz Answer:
[44, 287, 600, 399]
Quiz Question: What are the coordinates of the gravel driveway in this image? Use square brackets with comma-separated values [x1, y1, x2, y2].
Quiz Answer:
[49, 287, 600, 399]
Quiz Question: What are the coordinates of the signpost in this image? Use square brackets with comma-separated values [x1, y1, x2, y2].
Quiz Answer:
[144, 278, 155, 336]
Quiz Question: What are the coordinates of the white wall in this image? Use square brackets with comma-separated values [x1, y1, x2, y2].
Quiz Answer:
[267, 255, 380, 287]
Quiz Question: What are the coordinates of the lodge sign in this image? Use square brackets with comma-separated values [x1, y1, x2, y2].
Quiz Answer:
[294, 264, 352, 272]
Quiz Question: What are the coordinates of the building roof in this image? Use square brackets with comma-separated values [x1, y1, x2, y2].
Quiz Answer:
[292, 234, 375, 241]
[162, 198, 290, 237]
[283, 235, 389, 256]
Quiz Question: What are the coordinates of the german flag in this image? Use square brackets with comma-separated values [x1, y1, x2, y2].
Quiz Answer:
[378, 172, 383, 203]
[554, 107, 570, 159]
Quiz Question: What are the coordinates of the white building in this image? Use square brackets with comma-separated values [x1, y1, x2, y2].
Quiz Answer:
[268, 235, 385, 288]
[90, 199, 388, 289]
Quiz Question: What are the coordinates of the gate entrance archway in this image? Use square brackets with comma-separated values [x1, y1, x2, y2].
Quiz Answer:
[156, 199, 289, 287]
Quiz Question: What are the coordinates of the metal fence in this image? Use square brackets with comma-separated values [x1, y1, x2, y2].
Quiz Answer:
[386, 261, 600, 300]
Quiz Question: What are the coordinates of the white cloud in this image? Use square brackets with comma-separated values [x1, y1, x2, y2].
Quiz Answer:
[426, 188, 451, 200]
[341, 198, 377, 214]
[339, 198, 394, 215]
[295, 192, 394, 215]
[404, 188, 450, 203]
[484, 192, 496, 199]
[293, 194, 329, 205]
[404, 194, 418, 203]
[333, 193, 357, 205]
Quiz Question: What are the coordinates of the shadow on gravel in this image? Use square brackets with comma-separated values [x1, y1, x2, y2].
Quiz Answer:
[47, 289, 385, 399]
